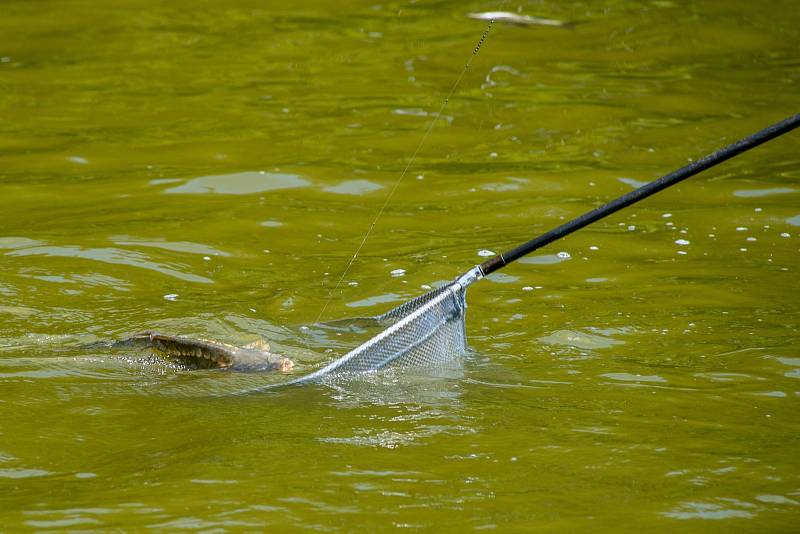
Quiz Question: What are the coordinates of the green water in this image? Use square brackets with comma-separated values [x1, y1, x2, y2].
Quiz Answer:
[1, 0, 799, 530]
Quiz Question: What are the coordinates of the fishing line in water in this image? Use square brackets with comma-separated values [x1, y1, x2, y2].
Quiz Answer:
[313, 21, 494, 325]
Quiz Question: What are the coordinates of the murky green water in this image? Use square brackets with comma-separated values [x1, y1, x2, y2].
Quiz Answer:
[2, 0, 799, 530]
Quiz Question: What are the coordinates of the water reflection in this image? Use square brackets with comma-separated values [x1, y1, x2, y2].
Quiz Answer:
[539, 328, 626, 350]
[0, 468, 51, 479]
[318, 364, 468, 448]
[322, 179, 383, 195]
[663, 499, 756, 520]
[7, 245, 212, 283]
[111, 236, 231, 257]
[601, 372, 667, 383]
[0, 237, 44, 249]
[518, 252, 572, 265]
[164, 171, 310, 195]
[324, 363, 465, 408]
[346, 293, 405, 308]
[733, 187, 797, 198]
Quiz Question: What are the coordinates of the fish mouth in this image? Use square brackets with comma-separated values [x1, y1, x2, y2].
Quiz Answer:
[276, 357, 294, 373]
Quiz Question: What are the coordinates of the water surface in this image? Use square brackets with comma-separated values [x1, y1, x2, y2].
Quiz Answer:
[1, 0, 799, 530]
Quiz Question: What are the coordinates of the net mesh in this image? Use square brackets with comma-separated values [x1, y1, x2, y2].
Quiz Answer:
[268, 267, 482, 389]
[292, 282, 467, 384]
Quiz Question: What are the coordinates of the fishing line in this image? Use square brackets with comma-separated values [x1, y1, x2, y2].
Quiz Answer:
[314, 21, 494, 324]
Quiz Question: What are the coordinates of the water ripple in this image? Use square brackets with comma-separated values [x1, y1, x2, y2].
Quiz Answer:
[7, 246, 212, 283]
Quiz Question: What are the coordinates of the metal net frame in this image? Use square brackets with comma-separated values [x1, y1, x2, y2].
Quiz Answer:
[263, 267, 483, 389]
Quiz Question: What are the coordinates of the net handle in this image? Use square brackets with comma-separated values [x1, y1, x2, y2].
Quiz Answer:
[479, 113, 800, 276]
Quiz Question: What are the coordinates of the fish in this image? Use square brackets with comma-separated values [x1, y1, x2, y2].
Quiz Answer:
[467, 11, 572, 28]
[107, 331, 294, 372]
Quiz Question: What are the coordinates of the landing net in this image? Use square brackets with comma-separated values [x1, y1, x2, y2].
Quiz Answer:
[255, 267, 482, 390]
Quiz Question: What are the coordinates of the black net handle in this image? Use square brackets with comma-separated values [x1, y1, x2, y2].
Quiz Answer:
[480, 113, 800, 276]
